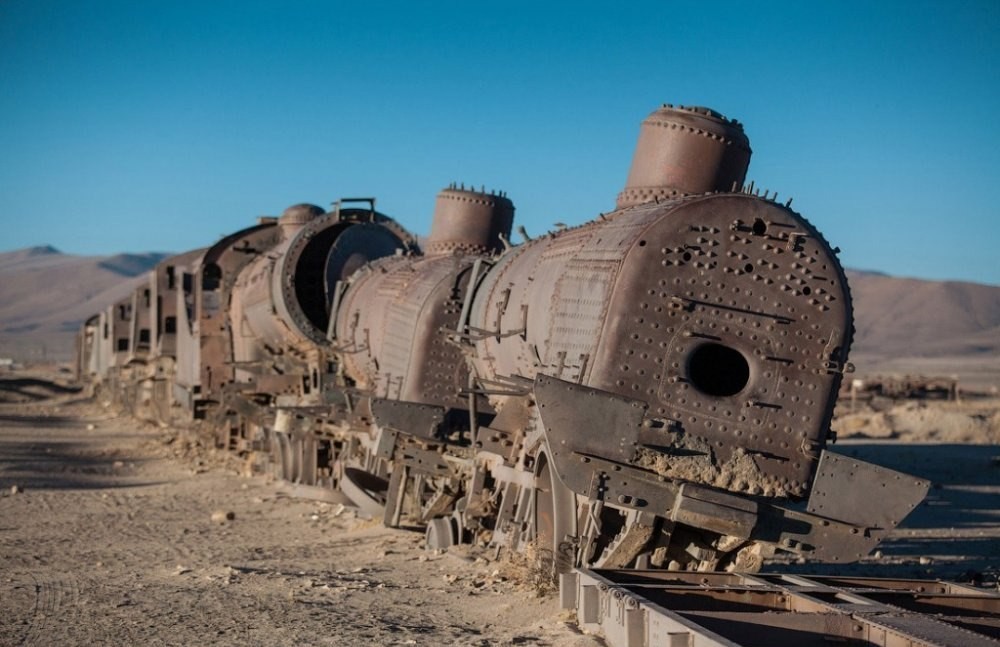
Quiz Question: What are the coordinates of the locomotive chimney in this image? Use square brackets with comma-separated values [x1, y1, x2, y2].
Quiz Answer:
[425, 185, 514, 255]
[278, 203, 324, 237]
[616, 105, 752, 209]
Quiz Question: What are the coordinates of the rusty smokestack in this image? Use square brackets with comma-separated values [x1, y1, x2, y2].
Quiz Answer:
[616, 105, 751, 209]
[425, 185, 514, 255]
[278, 203, 324, 237]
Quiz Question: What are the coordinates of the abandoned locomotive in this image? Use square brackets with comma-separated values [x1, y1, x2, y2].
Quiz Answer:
[77, 104, 928, 574]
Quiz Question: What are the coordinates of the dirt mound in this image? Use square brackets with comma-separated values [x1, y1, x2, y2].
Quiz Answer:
[834, 398, 1000, 443]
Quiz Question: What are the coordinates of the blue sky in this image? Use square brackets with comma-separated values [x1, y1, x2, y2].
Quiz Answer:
[2, 0, 998, 284]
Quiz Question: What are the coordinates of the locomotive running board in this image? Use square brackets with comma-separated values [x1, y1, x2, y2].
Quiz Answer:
[534, 375, 930, 563]
[562, 568, 1000, 647]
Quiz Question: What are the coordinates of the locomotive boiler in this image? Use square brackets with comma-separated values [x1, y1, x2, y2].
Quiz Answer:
[77, 104, 929, 576]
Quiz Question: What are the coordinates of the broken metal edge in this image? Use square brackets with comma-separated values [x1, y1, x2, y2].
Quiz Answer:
[535, 374, 931, 564]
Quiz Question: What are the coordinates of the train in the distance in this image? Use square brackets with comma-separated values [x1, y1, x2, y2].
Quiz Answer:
[76, 104, 929, 575]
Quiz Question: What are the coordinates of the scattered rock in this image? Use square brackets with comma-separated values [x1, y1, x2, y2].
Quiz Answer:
[919, 556, 933, 565]
[10, 484, 22, 494]
[211, 510, 235, 524]
[86, 424, 96, 431]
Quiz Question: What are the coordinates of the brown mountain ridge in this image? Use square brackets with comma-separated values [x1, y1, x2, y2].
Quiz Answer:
[0, 247, 167, 360]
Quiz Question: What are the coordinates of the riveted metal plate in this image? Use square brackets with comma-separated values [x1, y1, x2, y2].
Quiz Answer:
[807, 450, 930, 536]
[371, 398, 445, 440]
[589, 195, 853, 498]
[534, 374, 646, 462]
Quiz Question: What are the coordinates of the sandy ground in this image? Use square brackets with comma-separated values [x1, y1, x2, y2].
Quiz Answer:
[1, 372, 998, 646]
[0, 377, 599, 647]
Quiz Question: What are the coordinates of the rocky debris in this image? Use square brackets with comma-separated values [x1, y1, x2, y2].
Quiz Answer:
[636, 437, 789, 498]
[210, 510, 235, 524]
[834, 398, 1000, 442]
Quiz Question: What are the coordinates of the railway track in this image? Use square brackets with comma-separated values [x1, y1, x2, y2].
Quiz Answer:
[562, 568, 1000, 646]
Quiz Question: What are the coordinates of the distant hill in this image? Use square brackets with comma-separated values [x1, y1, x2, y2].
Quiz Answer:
[845, 270, 1000, 388]
[0, 247, 996, 387]
[0, 247, 168, 361]
[846, 270, 1000, 358]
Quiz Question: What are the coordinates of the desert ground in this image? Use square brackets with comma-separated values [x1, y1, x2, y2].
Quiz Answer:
[0, 370, 599, 647]
[1, 367, 998, 646]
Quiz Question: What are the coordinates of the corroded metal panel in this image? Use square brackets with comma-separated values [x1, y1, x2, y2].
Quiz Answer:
[469, 189, 852, 497]
[806, 450, 930, 561]
[229, 205, 415, 402]
[127, 281, 152, 364]
[589, 194, 853, 498]
[335, 253, 477, 409]
[150, 248, 205, 361]
[108, 295, 132, 366]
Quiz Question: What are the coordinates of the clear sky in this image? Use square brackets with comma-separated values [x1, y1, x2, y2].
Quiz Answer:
[2, 0, 998, 285]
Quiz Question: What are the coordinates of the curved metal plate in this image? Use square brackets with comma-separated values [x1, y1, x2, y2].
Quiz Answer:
[340, 467, 389, 517]
[324, 222, 406, 300]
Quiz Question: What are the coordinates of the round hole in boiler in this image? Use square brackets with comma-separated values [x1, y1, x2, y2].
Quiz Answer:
[752, 218, 768, 236]
[687, 342, 750, 397]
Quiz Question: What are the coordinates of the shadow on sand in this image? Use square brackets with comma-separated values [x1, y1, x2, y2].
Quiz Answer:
[0, 438, 168, 491]
[0, 407, 167, 491]
[0, 377, 82, 402]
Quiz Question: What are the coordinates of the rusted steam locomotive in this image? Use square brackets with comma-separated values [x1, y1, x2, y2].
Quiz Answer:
[77, 105, 928, 574]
